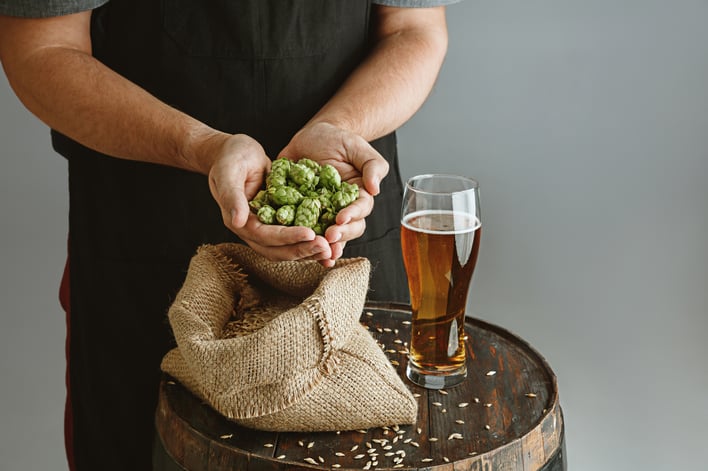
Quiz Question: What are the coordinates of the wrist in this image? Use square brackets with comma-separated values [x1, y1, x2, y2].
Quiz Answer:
[178, 125, 230, 175]
[306, 114, 367, 140]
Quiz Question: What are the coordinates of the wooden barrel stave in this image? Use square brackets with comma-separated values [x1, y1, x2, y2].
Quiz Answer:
[154, 302, 566, 470]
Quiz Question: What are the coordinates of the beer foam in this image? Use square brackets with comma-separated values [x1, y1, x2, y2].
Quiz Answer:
[401, 210, 481, 235]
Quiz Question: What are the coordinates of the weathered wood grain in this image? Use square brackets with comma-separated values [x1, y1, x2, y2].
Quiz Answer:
[154, 302, 566, 470]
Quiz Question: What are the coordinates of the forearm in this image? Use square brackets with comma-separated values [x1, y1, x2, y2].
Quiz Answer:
[0, 14, 225, 175]
[308, 6, 449, 141]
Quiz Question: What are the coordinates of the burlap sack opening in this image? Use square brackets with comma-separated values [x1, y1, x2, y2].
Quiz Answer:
[161, 243, 417, 432]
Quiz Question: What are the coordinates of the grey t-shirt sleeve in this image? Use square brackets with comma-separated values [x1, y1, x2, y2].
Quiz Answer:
[0, 0, 108, 18]
[373, 0, 462, 6]
[0, 0, 458, 16]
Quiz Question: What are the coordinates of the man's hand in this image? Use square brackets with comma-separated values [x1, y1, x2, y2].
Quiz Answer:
[278, 122, 390, 266]
[206, 133, 333, 262]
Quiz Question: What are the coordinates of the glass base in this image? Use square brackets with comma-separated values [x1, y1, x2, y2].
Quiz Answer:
[406, 362, 467, 390]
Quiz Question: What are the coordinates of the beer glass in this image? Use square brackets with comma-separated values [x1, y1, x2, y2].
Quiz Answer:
[401, 174, 481, 389]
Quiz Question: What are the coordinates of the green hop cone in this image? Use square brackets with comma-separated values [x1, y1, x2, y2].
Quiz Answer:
[319, 164, 342, 191]
[267, 185, 303, 206]
[248, 189, 269, 211]
[319, 210, 337, 229]
[257, 205, 276, 225]
[276, 205, 296, 225]
[297, 158, 321, 174]
[316, 188, 335, 213]
[332, 182, 359, 211]
[312, 223, 325, 236]
[341, 181, 359, 198]
[289, 162, 318, 190]
[265, 158, 291, 189]
[266, 169, 288, 189]
[331, 191, 348, 211]
[294, 197, 322, 228]
[297, 175, 319, 195]
[270, 158, 292, 175]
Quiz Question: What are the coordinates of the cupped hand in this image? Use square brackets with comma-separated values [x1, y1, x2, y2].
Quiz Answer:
[279, 122, 389, 196]
[206, 133, 333, 262]
[278, 122, 390, 265]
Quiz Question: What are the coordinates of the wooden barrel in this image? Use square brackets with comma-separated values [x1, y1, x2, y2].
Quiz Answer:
[153, 302, 566, 470]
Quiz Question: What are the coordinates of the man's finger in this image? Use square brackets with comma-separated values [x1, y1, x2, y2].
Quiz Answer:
[245, 236, 331, 261]
[346, 138, 389, 195]
[335, 188, 373, 226]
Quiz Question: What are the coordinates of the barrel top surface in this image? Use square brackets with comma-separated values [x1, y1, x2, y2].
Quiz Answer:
[156, 302, 563, 470]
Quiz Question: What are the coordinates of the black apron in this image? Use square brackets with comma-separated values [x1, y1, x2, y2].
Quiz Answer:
[51, 1, 408, 469]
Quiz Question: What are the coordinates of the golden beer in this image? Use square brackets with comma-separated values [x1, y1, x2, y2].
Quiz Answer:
[401, 210, 481, 375]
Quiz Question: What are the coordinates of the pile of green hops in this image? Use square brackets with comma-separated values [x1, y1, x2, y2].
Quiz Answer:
[248, 158, 359, 235]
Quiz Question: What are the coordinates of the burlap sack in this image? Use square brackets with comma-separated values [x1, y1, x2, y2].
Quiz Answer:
[161, 243, 417, 432]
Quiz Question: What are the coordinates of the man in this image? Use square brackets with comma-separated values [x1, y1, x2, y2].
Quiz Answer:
[0, 0, 456, 469]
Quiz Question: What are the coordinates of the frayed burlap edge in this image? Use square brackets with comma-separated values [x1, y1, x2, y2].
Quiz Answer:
[161, 243, 370, 420]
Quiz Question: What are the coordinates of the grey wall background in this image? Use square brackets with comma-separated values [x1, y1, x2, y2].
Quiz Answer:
[1, 1, 707, 469]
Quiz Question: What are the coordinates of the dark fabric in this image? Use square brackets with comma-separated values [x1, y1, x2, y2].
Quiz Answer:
[59, 253, 75, 471]
[53, 1, 407, 469]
